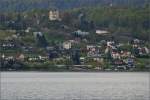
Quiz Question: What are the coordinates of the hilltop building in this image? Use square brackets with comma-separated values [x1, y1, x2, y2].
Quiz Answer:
[63, 41, 72, 50]
[49, 10, 61, 21]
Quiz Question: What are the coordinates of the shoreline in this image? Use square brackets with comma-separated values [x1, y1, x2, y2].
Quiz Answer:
[1, 70, 149, 73]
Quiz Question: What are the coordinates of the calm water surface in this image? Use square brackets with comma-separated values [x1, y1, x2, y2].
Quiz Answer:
[0, 72, 150, 100]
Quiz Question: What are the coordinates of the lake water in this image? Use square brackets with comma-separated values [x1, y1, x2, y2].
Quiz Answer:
[0, 72, 150, 100]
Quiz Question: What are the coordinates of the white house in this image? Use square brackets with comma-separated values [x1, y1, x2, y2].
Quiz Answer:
[63, 41, 72, 50]
[96, 30, 109, 35]
[16, 54, 25, 61]
[49, 10, 61, 21]
[25, 27, 32, 33]
[111, 52, 121, 59]
[73, 30, 89, 36]
[107, 41, 115, 48]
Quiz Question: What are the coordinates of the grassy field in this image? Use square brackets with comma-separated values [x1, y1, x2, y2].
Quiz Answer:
[0, 30, 15, 40]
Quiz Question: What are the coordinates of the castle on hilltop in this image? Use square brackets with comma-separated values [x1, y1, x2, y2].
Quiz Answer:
[49, 10, 61, 21]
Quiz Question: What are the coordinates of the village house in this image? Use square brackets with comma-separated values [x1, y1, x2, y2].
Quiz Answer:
[138, 47, 150, 57]
[131, 39, 144, 48]
[25, 27, 32, 33]
[111, 52, 121, 59]
[49, 10, 61, 21]
[87, 45, 101, 57]
[63, 41, 72, 50]
[111, 49, 134, 59]
[27, 56, 39, 62]
[72, 30, 89, 37]
[4, 56, 15, 61]
[87, 45, 101, 51]
[133, 45, 149, 57]
[39, 56, 48, 61]
[16, 54, 25, 62]
[107, 41, 115, 48]
[133, 39, 140, 44]
[120, 51, 132, 58]
[27, 55, 48, 62]
[96, 30, 109, 35]
[0, 41, 16, 49]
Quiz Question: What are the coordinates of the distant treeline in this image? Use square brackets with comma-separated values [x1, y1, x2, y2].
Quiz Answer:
[65, 5, 150, 41]
[79, 6, 150, 40]
[0, 0, 149, 12]
[0, 5, 149, 41]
